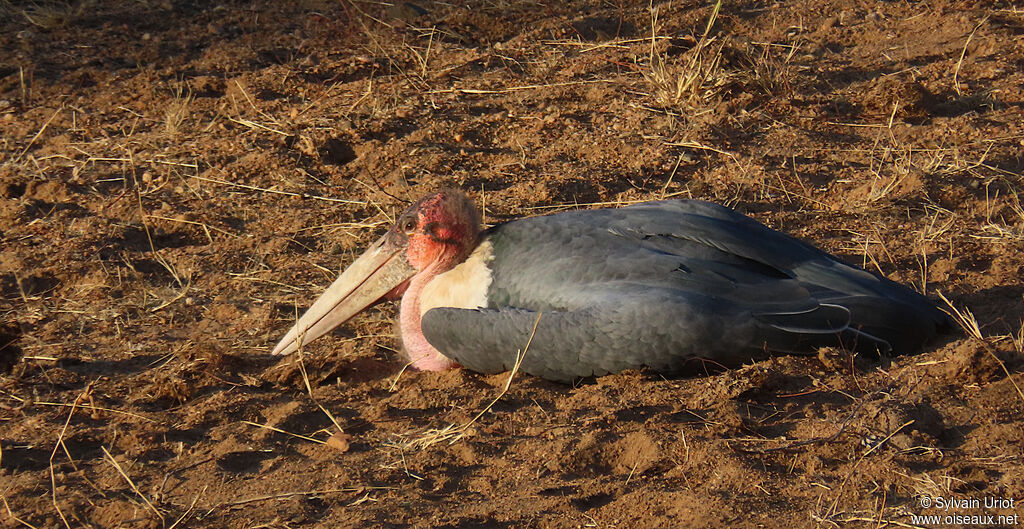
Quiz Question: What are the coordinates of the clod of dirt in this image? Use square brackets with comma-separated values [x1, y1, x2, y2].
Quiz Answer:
[326, 431, 351, 453]
[864, 398, 948, 451]
[188, 75, 226, 98]
[140, 370, 194, 406]
[948, 340, 1014, 385]
[613, 431, 660, 476]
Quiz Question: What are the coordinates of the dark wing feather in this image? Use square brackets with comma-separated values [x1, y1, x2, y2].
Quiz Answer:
[602, 200, 950, 337]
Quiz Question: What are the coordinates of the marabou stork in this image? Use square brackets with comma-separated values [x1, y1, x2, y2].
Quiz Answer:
[272, 190, 949, 382]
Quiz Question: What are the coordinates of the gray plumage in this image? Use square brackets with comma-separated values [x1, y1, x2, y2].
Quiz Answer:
[421, 199, 950, 382]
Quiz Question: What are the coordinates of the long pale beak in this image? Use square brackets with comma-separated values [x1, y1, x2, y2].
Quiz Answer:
[271, 233, 415, 356]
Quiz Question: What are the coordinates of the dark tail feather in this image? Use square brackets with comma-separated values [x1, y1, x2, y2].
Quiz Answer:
[825, 295, 949, 353]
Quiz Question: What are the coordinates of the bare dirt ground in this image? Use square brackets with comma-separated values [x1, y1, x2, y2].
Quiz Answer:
[2, 1, 1023, 527]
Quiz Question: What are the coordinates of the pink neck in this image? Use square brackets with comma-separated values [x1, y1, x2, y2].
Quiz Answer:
[399, 263, 458, 371]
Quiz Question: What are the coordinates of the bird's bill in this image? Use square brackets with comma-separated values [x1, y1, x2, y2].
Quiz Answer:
[271, 233, 415, 356]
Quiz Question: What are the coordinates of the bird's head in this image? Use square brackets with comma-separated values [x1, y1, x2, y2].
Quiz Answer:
[397, 189, 481, 272]
[271, 189, 480, 356]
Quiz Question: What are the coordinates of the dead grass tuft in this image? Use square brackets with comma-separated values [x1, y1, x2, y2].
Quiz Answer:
[904, 472, 960, 501]
[938, 292, 983, 340]
[742, 40, 799, 96]
[164, 87, 193, 137]
[643, 0, 732, 114]
[979, 185, 1024, 241]
[15, 0, 85, 29]
[860, 122, 994, 206]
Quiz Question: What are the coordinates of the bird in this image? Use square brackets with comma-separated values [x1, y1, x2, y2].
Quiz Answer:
[271, 189, 950, 382]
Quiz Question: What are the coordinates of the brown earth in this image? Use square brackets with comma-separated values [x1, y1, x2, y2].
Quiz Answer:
[2, 1, 1023, 528]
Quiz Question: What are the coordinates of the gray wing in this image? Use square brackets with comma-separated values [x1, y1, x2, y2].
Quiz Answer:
[421, 283, 885, 383]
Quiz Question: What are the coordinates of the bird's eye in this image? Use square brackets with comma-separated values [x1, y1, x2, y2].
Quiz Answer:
[401, 217, 417, 234]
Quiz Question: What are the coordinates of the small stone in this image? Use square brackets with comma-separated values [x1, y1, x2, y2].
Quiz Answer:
[141, 32, 151, 40]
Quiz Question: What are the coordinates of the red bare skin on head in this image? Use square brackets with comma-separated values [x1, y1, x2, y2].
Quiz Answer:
[401, 190, 481, 272]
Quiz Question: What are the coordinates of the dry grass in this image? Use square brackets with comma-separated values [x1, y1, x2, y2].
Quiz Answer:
[938, 292, 983, 340]
[164, 87, 193, 137]
[643, 0, 731, 114]
[902, 471, 960, 501]
[860, 123, 1006, 207]
[1012, 320, 1024, 355]
[953, 15, 989, 96]
[979, 185, 1024, 241]
[242, 420, 326, 444]
[743, 40, 799, 97]
[13, 0, 86, 29]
